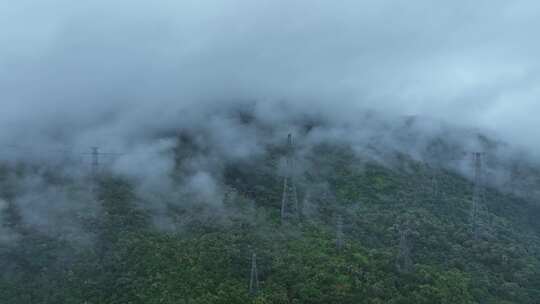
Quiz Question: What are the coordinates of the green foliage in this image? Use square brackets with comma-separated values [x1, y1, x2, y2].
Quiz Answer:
[1, 145, 539, 303]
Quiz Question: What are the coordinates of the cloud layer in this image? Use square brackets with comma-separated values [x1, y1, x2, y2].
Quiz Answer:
[1, 0, 539, 154]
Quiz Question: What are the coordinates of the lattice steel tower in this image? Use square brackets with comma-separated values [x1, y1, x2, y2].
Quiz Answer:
[91, 147, 99, 174]
[471, 152, 484, 240]
[249, 253, 260, 296]
[280, 134, 299, 223]
[396, 224, 413, 273]
[336, 214, 344, 251]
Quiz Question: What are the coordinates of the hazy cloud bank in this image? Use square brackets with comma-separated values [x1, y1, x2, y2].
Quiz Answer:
[1, 0, 539, 239]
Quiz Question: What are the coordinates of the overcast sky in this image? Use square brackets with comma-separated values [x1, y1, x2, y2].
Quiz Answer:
[1, 0, 539, 152]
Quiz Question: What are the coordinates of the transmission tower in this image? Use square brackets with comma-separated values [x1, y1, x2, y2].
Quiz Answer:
[91, 147, 99, 174]
[280, 134, 299, 223]
[396, 224, 413, 273]
[471, 152, 485, 240]
[82, 147, 124, 176]
[429, 167, 440, 200]
[249, 252, 260, 296]
[419, 163, 440, 202]
[336, 214, 344, 251]
[508, 162, 520, 195]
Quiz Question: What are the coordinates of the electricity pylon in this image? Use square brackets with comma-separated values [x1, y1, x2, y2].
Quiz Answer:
[91, 147, 99, 174]
[471, 152, 485, 240]
[396, 223, 413, 273]
[280, 134, 299, 223]
[336, 214, 344, 251]
[249, 252, 260, 296]
[82, 147, 124, 176]
[419, 163, 440, 203]
[428, 166, 440, 200]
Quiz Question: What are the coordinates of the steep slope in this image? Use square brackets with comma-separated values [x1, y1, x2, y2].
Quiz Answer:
[1, 140, 539, 303]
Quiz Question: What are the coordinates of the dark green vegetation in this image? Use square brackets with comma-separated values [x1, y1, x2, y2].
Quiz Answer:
[1, 144, 540, 303]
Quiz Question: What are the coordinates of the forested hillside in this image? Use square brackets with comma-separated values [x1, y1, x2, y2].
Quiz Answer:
[1, 138, 540, 304]
[3, 0, 540, 302]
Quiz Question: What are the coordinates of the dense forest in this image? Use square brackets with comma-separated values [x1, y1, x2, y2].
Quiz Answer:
[3, 0, 540, 302]
[1, 139, 540, 304]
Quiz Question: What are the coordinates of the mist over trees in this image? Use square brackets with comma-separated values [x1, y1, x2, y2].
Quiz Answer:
[1, 0, 540, 303]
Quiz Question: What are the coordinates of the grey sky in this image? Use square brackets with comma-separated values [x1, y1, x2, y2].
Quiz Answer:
[1, 0, 539, 152]
[2, 0, 540, 241]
